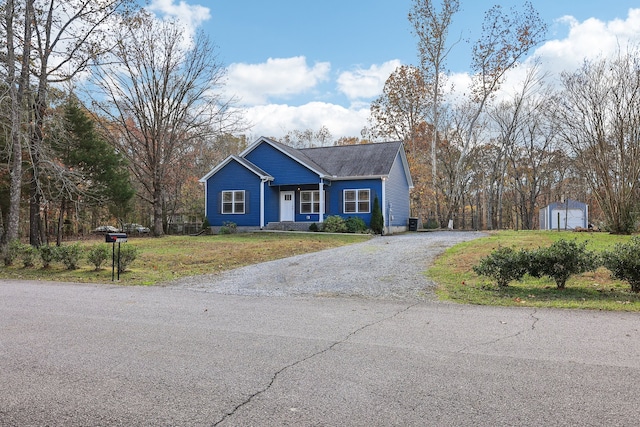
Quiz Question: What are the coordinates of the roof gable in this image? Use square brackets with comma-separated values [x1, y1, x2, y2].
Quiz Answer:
[199, 155, 273, 182]
[240, 137, 330, 177]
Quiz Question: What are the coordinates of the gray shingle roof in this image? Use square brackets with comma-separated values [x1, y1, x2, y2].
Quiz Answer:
[299, 141, 403, 178]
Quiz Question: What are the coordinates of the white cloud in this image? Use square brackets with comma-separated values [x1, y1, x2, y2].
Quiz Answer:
[226, 57, 331, 106]
[337, 60, 402, 101]
[147, 0, 211, 39]
[244, 102, 370, 140]
[535, 9, 640, 76]
[446, 9, 640, 104]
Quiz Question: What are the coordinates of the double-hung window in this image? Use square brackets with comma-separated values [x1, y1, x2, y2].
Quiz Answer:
[300, 190, 324, 214]
[343, 189, 370, 213]
[222, 190, 245, 214]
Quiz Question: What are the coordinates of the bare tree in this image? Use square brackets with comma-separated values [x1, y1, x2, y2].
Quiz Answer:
[1, 0, 132, 246]
[34, 0, 133, 245]
[369, 65, 434, 219]
[486, 64, 550, 229]
[2, 0, 33, 249]
[409, 0, 460, 223]
[557, 49, 640, 233]
[89, 12, 245, 236]
[444, 2, 546, 224]
[282, 126, 333, 148]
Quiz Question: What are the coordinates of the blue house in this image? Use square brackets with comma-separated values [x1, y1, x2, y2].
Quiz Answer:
[200, 136, 414, 233]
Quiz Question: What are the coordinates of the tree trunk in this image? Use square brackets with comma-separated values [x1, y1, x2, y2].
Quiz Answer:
[56, 198, 66, 246]
[4, 0, 33, 245]
[153, 184, 164, 237]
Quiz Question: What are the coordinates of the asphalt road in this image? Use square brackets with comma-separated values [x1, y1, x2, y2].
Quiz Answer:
[2, 235, 640, 426]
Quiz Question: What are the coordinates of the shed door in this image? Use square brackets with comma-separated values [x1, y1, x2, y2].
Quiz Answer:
[280, 191, 295, 221]
[551, 208, 584, 230]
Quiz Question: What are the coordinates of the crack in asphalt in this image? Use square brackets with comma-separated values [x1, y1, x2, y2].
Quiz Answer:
[211, 302, 420, 426]
[456, 309, 539, 353]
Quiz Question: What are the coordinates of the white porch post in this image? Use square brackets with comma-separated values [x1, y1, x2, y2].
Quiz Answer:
[381, 178, 387, 233]
[319, 179, 324, 223]
[260, 179, 266, 229]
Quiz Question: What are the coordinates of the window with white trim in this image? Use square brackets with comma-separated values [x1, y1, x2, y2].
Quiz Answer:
[300, 190, 324, 214]
[343, 189, 370, 213]
[222, 190, 245, 214]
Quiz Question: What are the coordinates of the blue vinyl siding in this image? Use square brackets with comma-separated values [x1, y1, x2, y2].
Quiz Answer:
[386, 153, 411, 226]
[205, 160, 261, 226]
[326, 179, 382, 226]
[265, 185, 280, 224]
[202, 139, 413, 230]
[245, 143, 320, 185]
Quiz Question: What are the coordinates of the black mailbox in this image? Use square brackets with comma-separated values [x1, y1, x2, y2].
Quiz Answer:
[105, 232, 128, 243]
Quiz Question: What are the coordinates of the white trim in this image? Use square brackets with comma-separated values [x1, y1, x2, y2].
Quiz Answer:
[203, 180, 208, 219]
[319, 180, 324, 223]
[260, 179, 266, 229]
[329, 174, 388, 181]
[300, 190, 322, 214]
[382, 177, 387, 231]
[222, 190, 245, 214]
[395, 144, 415, 189]
[343, 188, 371, 214]
[240, 136, 328, 178]
[199, 155, 273, 182]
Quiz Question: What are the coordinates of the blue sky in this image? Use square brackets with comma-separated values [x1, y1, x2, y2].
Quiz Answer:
[147, 0, 640, 140]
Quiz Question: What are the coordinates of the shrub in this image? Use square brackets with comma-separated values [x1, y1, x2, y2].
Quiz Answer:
[87, 244, 110, 270]
[322, 215, 347, 233]
[38, 245, 58, 268]
[20, 244, 36, 268]
[3, 239, 22, 266]
[473, 246, 529, 287]
[57, 243, 83, 270]
[308, 223, 319, 232]
[370, 196, 384, 234]
[425, 218, 439, 229]
[345, 216, 368, 233]
[117, 245, 139, 273]
[528, 239, 598, 289]
[219, 221, 237, 235]
[601, 236, 640, 293]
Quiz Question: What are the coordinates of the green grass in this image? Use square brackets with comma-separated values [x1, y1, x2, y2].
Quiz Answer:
[0, 233, 370, 286]
[428, 230, 640, 311]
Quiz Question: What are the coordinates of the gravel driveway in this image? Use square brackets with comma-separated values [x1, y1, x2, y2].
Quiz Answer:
[167, 231, 485, 300]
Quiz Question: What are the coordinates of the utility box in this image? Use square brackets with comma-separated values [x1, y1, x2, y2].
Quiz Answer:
[105, 233, 128, 243]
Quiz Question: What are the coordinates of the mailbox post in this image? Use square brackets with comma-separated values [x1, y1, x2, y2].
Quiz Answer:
[106, 233, 128, 280]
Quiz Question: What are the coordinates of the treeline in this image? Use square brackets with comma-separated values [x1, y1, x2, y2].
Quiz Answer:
[364, 0, 640, 234]
[0, 0, 246, 257]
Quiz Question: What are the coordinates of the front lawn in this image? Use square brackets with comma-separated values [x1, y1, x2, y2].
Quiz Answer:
[0, 233, 370, 286]
[428, 230, 640, 311]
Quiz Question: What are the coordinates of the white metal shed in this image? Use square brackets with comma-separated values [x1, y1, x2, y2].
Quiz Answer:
[539, 200, 589, 230]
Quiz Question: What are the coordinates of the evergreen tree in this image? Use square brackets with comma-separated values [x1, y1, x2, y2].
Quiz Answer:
[371, 196, 384, 234]
[63, 96, 133, 210]
[49, 96, 134, 243]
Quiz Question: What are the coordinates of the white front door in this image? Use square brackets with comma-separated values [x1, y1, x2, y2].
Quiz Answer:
[280, 191, 295, 221]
